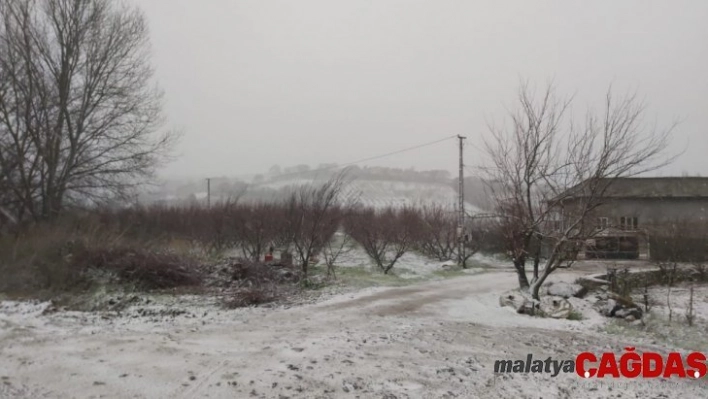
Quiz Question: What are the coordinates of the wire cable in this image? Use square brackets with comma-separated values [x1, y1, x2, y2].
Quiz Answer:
[336, 135, 458, 169]
[250, 135, 459, 185]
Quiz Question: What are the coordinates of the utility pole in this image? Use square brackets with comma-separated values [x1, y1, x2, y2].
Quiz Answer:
[457, 135, 466, 266]
[206, 178, 211, 208]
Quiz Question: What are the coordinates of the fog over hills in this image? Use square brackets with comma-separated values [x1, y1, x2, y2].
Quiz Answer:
[140, 165, 490, 213]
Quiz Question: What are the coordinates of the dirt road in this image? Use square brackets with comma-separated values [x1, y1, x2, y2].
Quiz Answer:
[1, 270, 706, 398]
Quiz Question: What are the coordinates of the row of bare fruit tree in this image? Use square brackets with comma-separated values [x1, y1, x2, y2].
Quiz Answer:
[88, 174, 499, 278]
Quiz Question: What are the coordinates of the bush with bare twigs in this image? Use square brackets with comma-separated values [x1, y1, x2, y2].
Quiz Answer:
[224, 259, 300, 308]
[71, 247, 201, 290]
[225, 287, 279, 308]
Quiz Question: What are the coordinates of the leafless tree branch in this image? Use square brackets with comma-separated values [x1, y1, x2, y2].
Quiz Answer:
[483, 81, 675, 300]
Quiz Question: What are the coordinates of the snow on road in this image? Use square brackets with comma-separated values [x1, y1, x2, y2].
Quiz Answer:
[1, 270, 707, 398]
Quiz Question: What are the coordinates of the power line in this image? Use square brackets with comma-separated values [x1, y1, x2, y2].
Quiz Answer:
[464, 138, 486, 153]
[249, 135, 459, 186]
[337, 135, 457, 169]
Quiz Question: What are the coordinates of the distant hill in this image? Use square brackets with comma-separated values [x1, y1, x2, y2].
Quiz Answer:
[139, 166, 490, 213]
[257, 177, 481, 214]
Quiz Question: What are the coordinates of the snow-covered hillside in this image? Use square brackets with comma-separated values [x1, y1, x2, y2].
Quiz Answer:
[259, 178, 482, 214]
[142, 169, 488, 214]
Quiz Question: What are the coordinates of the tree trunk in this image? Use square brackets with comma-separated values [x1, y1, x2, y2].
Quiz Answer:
[42, 190, 64, 220]
[532, 256, 540, 281]
[301, 255, 309, 279]
[530, 281, 542, 301]
[530, 262, 555, 300]
[513, 259, 530, 289]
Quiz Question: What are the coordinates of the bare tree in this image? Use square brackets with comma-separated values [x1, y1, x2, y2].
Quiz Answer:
[483, 81, 674, 300]
[685, 285, 695, 326]
[667, 285, 673, 323]
[345, 206, 418, 274]
[459, 217, 498, 267]
[415, 204, 457, 261]
[0, 0, 175, 221]
[414, 208, 493, 268]
[321, 230, 353, 279]
[284, 174, 347, 278]
[237, 202, 283, 261]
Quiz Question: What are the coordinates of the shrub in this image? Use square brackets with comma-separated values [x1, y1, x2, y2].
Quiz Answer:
[229, 259, 300, 285]
[0, 221, 95, 295]
[0, 217, 201, 296]
[222, 259, 300, 308]
[224, 286, 278, 308]
[71, 247, 201, 290]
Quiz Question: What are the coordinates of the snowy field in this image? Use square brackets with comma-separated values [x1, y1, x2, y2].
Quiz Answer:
[259, 178, 482, 213]
[331, 242, 506, 278]
[1, 259, 707, 398]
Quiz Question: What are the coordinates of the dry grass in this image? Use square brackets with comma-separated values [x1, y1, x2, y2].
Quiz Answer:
[0, 215, 202, 298]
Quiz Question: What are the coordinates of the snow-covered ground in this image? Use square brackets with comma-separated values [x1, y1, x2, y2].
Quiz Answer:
[2, 260, 707, 398]
[331, 244, 504, 279]
[334, 246, 456, 278]
[0, 250, 704, 398]
[606, 282, 708, 353]
[644, 283, 708, 325]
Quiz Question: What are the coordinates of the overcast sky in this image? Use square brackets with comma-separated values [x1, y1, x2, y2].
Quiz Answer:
[136, 0, 708, 179]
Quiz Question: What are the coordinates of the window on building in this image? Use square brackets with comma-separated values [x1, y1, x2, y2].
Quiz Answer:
[619, 216, 638, 230]
[549, 211, 562, 232]
[597, 217, 609, 229]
